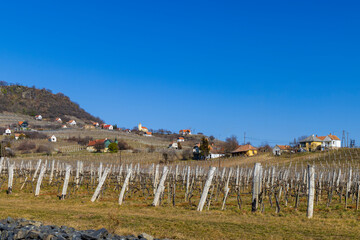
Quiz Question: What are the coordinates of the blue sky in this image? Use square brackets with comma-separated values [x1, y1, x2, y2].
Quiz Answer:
[1, 1, 359, 146]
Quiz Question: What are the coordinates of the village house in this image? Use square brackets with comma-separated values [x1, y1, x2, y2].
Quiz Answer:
[14, 133, 21, 140]
[35, 115, 42, 121]
[179, 129, 191, 135]
[14, 133, 26, 140]
[62, 124, 67, 129]
[231, 144, 258, 157]
[67, 120, 77, 126]
[209, 145, 225, 159]
[92, 122, 99, 127]
[86, 138, 116, 152]
[84, 124, 95, 130]
[55, 118, 62, 123]
[4, 128, 11, 136]
[138, 123, 148, 132]
[124, 129, 131, 133]
[177, 137, 185, 142]
[18, 121, 29, 129]
[48, 135, 57, 143]
[169, 142, 178, 149]
[273, 145, 291, 156]
[144, 132, 152, 137]
[299, 134, 341, 151]
[103, 124, 114, 130]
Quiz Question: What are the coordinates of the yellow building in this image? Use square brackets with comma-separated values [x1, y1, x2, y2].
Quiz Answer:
[299, 135, 322, 151]
[231, 144, 258, 157]
[138, 123, 148, 132]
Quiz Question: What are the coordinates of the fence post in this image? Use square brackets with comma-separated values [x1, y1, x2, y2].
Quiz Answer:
[307, 165, 315, 218]
[153, 166, 169, 206]
[197, 167, 216, 211]
[252, 163, 262, 212]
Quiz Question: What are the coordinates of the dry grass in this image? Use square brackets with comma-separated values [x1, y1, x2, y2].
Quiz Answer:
[0, 191, 360, 240]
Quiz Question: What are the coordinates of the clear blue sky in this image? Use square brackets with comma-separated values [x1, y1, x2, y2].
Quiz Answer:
[1, 1, 359, 146]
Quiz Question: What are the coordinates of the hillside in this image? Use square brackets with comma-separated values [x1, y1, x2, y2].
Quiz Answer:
[0, 83, 102, 124]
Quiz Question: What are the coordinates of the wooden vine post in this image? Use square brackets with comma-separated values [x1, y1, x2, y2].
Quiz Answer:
[307, 165, 315, 218]
[252, 163, 262, 212]
[197, 167, 216, 212]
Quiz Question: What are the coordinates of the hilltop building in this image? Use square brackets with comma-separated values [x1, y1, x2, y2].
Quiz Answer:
[138, 123, 149, 132]
[299, 134, 341, 151]
[179, 129, 191, 135]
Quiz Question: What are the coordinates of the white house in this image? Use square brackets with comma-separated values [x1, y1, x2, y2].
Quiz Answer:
[67, 120, 77, 126]
[179, 129, 191, 135]
[177, 137, 185, 142]
[55, 118, 62, 123]
[273, 145, 291, 156]
[4, 128, 11, 136]
[169, 142, 178, 149]
[62, 125, 67, 129]
[49, 135, 57, 143]
[103, 124, 114, 130]
[144, 132, 152, 137]
[35, 115, 42, 121]
[317, 134, 341, 149]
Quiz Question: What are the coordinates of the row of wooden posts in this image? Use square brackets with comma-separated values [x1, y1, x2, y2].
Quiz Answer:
[2, 157, 360, 218]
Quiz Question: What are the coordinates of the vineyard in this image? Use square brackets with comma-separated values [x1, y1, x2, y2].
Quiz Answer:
[2, 148, 360, 217]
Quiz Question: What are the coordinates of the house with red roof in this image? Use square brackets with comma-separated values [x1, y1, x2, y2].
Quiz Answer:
[177, 137, 185, 142]
[103, 124, 114, 130]
[67, 120, 77, 126]
[144, 132, 152, 137]
[273, 145, 291, 156]
[35, 115, 42, 121]
[179, 129, 191, 135]
[232, 144, 258, 157]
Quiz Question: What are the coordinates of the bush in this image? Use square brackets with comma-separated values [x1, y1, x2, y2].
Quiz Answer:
[24, 131, 48, 139]
[148, 145, 156, 153]
[118, 140, 132, 150]
[17, 141, 36, 151]
[108, 142, 119, 153]
[67, 136, 93, 146]
[36, 145, 53, 155]
[181, 149, 193, 160]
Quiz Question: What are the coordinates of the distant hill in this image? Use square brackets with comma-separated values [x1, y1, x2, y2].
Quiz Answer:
[0, 83, 103, 124]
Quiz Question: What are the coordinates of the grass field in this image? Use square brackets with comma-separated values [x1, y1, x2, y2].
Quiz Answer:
[1, 191, 360, 239]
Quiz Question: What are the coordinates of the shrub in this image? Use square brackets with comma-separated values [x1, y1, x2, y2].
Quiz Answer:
[67, 136, 93, 146]
[118, 140, 132, 150]
[17, 141, 36, 151]
[36, 145, 53, 155]
[24, 131, 48, 139]
[181, 149, 193, 160]
[108, 142, 119, 153]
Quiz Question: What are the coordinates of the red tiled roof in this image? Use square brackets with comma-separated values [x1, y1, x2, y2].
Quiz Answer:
[328, 134, 340, 140]
[179, 129, 191, 133]
[232, 144, 257, 153]
[146, 132, 152, 135]
[316, 136, 326, 140]
[277, 145, 291, 150]
[88, 139, 106, 146]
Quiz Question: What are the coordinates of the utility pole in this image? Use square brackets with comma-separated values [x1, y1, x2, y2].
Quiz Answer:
[347, 132, 349, 148]
[342, 130, 346, 148]
[244, 132, 246, 145]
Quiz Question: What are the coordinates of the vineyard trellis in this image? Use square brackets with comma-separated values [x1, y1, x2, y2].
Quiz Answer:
[1, 148, 360, 218]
